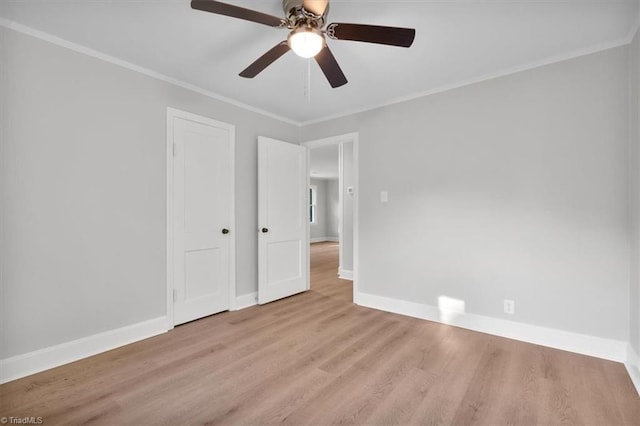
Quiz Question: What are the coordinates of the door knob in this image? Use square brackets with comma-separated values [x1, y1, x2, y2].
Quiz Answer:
[222, 228, 229, 234]
[261, 228, 269, 233]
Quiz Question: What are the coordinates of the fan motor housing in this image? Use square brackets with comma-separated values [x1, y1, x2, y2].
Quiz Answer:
[283, 0, 328, 28]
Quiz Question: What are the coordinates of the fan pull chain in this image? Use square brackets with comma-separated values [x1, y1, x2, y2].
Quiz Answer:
[302, 60, 309, 101]
[306, 58, 311, 104]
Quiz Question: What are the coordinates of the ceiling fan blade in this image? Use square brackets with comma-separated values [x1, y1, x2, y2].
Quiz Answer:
[302, 0, 329, 16]
[314, 45, 347, 88]
[191, 0, 284, 27]
[326, 23, 416, 47]
[239, 41, 291, 78]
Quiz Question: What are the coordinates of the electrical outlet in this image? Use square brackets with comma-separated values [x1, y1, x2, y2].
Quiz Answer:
[503, 299, 515, 315]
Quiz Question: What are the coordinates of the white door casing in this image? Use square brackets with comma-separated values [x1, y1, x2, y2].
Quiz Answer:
[258, 137, 309, 304]
[167, 108, 235, 325]
[301, 133, 359, 302]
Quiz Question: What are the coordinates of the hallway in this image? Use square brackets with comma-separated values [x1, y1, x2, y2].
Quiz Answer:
[310, 241, 352, 303]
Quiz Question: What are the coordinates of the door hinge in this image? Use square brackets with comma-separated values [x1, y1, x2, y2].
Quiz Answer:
[173, 289, 178, 302]
[172, 144, 177, 157]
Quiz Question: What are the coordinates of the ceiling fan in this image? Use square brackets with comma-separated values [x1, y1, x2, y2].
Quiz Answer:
[191, 0, 416, 88]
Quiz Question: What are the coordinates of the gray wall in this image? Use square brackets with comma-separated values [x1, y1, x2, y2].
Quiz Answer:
[302, 47, 630, 341]
[0, 28, 298, 358]
[1, 23, 635, 362]
[310, 178, 328, 240]
[326, 179, 339, 240]
[630, 31, 640, 355]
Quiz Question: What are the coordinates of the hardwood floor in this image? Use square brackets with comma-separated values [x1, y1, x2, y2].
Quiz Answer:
[1, 241, 639, 425]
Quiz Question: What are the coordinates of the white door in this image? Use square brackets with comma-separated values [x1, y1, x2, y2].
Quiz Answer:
[169, 108, 235, 325]
[258, 137, 309, 304]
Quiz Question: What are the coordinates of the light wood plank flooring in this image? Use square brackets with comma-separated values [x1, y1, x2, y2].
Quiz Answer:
[1, 242, 639, 425]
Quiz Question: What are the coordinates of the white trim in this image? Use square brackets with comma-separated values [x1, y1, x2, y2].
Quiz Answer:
[306, 146, 311, 292]
[338, 143, 345, 275]
[0, 18, 297, 126]
[310, 237, 339, 243]
[227, 123, 237, 312]
[353, 135, 360, 300]
[338, 269, 353, 280]
[300, 38, 633, 127]
[2, 17, 637, 128]
[0, 316, 170, 384]
[626, 344, 640, 397]
[302, 133, 360, 149]
[166, 107, 237, 319]
[625, 1, 640, 43]
[234, 292, 258, 311]
[356, 292, 628, 362]
[302, 133, 359, 302]
[166, 109, 176, 324]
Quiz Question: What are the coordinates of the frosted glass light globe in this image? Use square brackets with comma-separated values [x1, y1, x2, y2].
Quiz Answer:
[288, 27, 324, 58]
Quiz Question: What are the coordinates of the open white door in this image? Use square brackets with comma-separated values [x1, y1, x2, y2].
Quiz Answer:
[168, 108, 235, 325]
[258, 137, 309, 304]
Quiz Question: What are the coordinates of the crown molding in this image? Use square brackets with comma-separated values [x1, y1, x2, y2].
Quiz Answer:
[626, 0, 640, 43]
[0, 18, 300, 127]
[300, 36, 632, 127]
[1, 16, 637, 129]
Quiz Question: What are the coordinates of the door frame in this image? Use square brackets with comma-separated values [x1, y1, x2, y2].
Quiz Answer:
[301, 132, 360, 303]
[166, 107, 236, 326]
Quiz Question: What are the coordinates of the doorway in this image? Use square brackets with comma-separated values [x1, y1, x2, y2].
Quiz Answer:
[303, 133, 359, 303]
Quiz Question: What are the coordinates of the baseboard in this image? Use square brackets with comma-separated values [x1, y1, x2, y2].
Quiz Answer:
[356, 292, 627, 362]
[0, 293, 261, 384]
[0, 316, 171, 384]
[234, 292, 258, 310]
[310, 237, 339, 243]
[626, 344, 640, 397]
[338, 268, 354, 280]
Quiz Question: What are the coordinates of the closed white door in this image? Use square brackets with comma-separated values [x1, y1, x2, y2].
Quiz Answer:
[258, 137, 309, 304]
[169, 109, 235, 325]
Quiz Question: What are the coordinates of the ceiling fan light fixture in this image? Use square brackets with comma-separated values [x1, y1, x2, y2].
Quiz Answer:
[288, 26, 324, 58]
[191, 0, 416, 88]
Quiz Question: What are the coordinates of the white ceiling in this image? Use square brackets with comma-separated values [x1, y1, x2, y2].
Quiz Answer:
[1, 0, 638, 124]
[310, 144, 339, 179]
